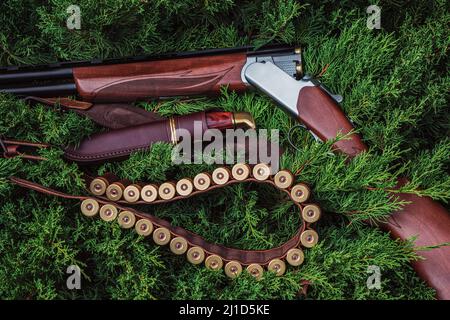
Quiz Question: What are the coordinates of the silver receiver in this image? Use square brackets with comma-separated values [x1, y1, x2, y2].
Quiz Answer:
[240, 49, 302, 84]
[243, 61, 345, 144]
[243, 61, 315, 118]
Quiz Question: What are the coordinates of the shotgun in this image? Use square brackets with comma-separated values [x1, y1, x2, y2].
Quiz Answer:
[1, 45, 449, 298]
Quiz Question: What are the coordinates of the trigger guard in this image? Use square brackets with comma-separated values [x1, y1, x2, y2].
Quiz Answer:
[287, 125, 334, 157]
[287, 124, 322, 152]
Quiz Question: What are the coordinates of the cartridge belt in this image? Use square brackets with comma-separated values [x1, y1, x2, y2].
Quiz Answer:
[11, 163, 321, 280]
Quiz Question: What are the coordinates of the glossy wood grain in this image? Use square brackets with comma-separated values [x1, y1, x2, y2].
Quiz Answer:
[73, 53, 248, 102]
[296, 86, 367, 156]
[205, 111, 234, 130]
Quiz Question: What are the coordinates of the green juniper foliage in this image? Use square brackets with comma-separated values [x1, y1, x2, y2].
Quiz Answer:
[0, 0, 448, 300]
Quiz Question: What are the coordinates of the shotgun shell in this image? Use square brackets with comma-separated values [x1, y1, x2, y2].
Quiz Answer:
[123, 184, 141, 203]
[273, 170, 294, 189]
[80, 199, 99, 217]
[135, 218, 154, 236]
[99, 204, 118, 222]
[300, 230, 319, 248]
[193, 173, 211, 191]
[205, 255, 223, 271]
[286, 248, 304, 266]
[252, 163, 271, 181]
[267, 259, 286, 276]
[158, 182, 176, 200]
[89, 177, 108, 196]
[187, 246, 205, 265]
[153, 227, 171, 245]
[212, 167, 230, 185]
[231, 163, 250, 181]
[176, 179, 194, 197]
[141, 184, 158, 203]
[246, 264, 264, 280]
[170, 237, 188, 255]
[224, 261, 243, 279]
[106, 182, 125, 202]
[117, 210, 136, 229]
[302, 204, 321, 223]
[290, 184, 310, 203]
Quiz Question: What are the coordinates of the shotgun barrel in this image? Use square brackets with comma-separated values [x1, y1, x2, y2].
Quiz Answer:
[0, 83, 77, 96]
[0, 68, 73, 84]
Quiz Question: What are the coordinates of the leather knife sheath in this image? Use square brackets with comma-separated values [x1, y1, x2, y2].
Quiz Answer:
[64, 111, 207, 163]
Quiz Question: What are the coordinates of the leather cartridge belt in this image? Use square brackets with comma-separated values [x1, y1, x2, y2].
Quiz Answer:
[11, 162, 321, 280]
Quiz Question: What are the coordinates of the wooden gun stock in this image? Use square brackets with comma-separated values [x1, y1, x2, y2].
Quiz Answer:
[296, 86, 450, 299]
[382, 183, 450, 300]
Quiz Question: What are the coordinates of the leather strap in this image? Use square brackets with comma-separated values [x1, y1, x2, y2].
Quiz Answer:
[0, 138, 49, 160]
[24, 96, 163, 129]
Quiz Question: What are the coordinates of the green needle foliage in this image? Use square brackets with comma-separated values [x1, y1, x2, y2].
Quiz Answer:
[0, 0, 448, 300]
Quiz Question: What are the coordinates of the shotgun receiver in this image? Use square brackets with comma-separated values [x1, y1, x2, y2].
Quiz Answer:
[1, 46, 449, 298]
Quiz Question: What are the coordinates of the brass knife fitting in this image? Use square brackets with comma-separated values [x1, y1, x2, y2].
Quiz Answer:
[232, 112, 256, 129]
